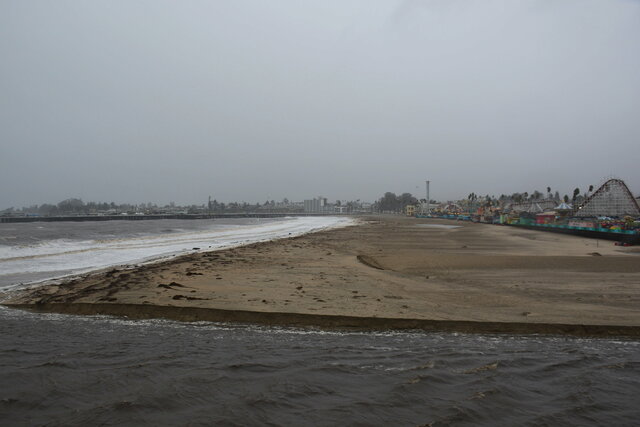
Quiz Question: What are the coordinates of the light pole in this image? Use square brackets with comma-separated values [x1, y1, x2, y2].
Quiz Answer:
[425, 180, 430, 216]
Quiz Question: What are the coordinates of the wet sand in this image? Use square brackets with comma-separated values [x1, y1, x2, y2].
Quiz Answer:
[4, 216, 640, 336]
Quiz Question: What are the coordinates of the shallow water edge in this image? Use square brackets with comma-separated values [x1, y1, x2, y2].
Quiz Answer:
[6, 302, 640, 338]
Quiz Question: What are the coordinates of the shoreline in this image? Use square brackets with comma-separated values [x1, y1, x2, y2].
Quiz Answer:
[0, 215, 356, 293]
[4, 216, 640, 337]
[9, 302, 640, 338]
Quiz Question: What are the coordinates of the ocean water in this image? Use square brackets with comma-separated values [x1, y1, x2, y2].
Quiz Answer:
[1, 218, 639, 426]
[1, 307, 638, 426]
[0, 216, 352, 289]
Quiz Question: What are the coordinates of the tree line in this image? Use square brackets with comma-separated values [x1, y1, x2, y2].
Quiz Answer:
[2, 197, 354, 215]
[495, 184, 596, 205]
[372, 183, 600, 214]
[1, 198, 146, 216]
[374, 192, 420, 212]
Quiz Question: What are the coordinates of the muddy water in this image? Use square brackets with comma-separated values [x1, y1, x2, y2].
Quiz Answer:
[1, 307, 639, 426]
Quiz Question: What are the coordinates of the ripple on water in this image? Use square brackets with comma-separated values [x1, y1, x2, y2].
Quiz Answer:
[0, 309, 638, 426]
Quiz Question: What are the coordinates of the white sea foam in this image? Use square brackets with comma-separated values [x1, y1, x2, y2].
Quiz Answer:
[0, 216, 355, 289]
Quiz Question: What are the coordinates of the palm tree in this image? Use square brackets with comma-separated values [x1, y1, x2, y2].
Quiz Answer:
[468, 193, 478, 214]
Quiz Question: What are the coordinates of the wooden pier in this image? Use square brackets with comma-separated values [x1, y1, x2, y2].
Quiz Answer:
[0, 212, 350, 223]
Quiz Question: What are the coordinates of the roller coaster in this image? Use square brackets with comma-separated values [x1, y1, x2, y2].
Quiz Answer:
[575, 179, 640, 218]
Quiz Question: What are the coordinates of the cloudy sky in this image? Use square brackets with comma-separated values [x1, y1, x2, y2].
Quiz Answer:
[1, 0, 639, 208]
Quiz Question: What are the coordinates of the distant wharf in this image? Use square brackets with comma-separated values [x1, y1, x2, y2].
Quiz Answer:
[0, 213, 351, 224]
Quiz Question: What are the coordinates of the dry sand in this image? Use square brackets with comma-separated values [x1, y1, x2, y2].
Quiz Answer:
[4, 216, 640, 336]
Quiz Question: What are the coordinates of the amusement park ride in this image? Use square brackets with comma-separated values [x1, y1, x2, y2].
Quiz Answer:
[414, 179, 640, 245]
[574, 179, 640, 218]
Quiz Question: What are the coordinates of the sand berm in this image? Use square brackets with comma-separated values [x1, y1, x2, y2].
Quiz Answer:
[5, 216, 640, 337]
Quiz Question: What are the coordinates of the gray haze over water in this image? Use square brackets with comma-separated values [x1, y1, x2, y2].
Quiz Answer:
[1, 0, 639, 209]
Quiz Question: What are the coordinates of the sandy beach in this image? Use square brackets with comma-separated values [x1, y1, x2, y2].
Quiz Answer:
[4, 216, 640, 336]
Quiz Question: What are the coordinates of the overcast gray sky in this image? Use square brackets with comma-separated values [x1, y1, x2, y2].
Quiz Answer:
[1, 0, 639, 208]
